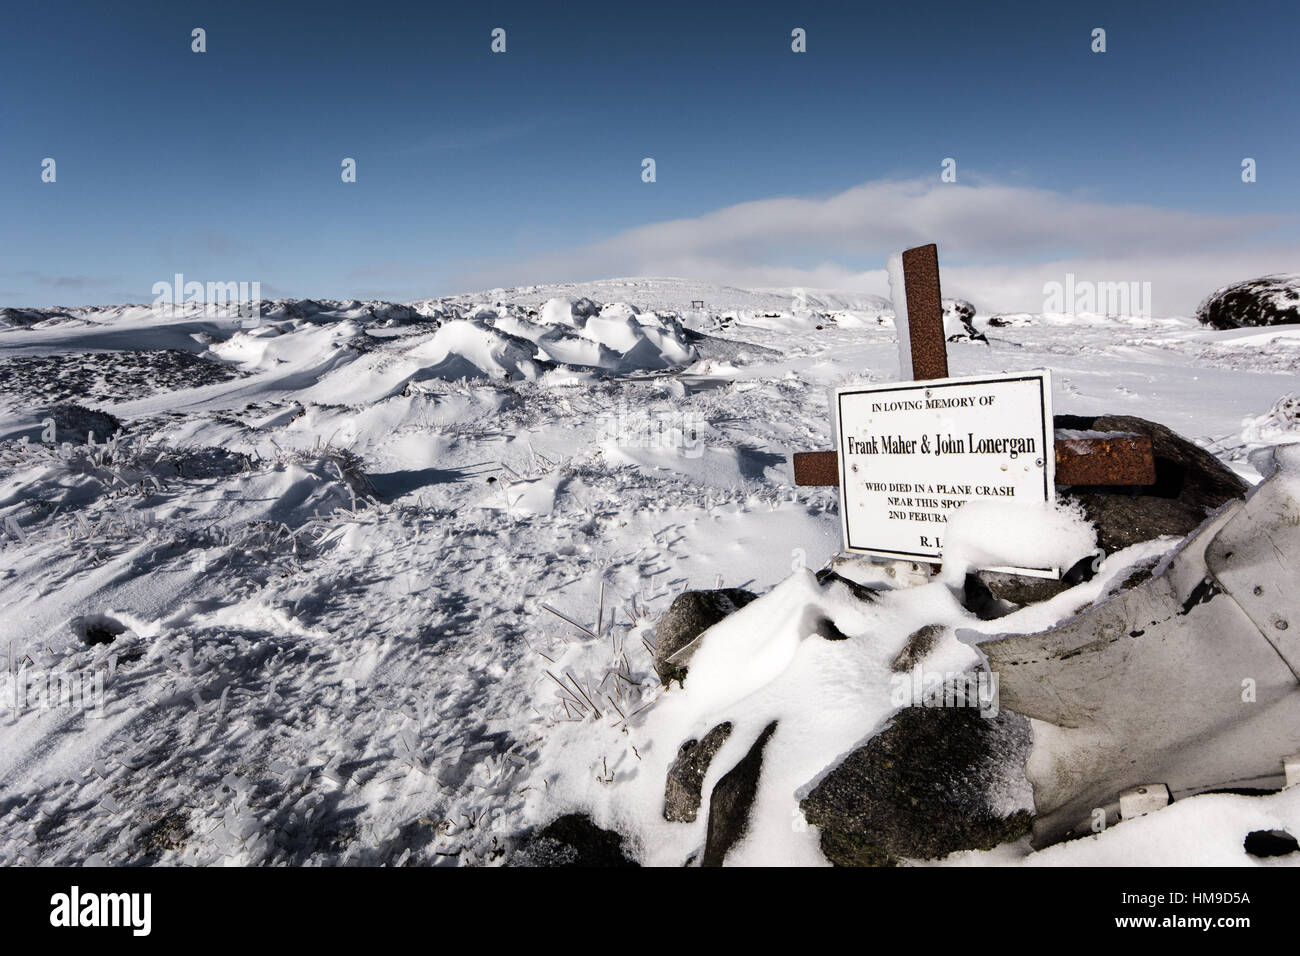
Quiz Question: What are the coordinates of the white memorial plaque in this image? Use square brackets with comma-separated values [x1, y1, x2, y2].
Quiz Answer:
[836, 370, 1056, 576]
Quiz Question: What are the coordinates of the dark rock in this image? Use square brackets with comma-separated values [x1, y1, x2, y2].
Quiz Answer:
[985, 313, 1035, 329]
[3, 351, 242, 408]
[652, 588, 757, 684]
[801, 704, 1033, 865]
[45, 402, 124, 445]
[974, 570, 1074, 608]
[664, 722, 733, 822]
[1115, 561, 1158, 592]
[960, 574, 1017, 621]
[70, 613, 129, 647]
[976, 414, 1249, 608]
[572, 297, 602, 320]
[1243, 829, 1299, 858]
[815, 567, 881, 604]
[812, 616, 850, 641]
[818, 828, 898, 867]
[1056, 414, 1249, 553]
[166, 446, 253, 480]
[944, 298, 976, 322]
[1196, 274, 1300, 329]
[282, 299, 326, 319]
[136, 808, 190, 860]
[1060, 552, 1101, 586]
[512, 813, 637, 867]
[891, 624, 946, 671]
[701, 721, 778, 866]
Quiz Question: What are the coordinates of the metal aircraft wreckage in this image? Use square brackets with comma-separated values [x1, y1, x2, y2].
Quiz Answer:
[983, 442, 1300, 847]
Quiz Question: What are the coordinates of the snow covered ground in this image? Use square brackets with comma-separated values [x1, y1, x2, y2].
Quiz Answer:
[0, 280, 1297, 866]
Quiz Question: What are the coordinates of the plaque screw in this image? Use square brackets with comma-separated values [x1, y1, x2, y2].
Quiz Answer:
[1254, 586, 1264, 596]
[924, 389, 931, 398]
[1035, 457, 1043, 467]
[1277, 620, 1290, 631]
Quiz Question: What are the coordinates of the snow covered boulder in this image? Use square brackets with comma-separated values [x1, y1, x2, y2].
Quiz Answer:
[652, 588, 758, 684]
[537, 297, 604, 329]
[800, 702, 1034, 865]
[579, 306, 696, 371]
[366, 302, 421, 325]
[493, 301, 696, 374]
[976, 414, 1249, 608]
[1241, 392, 1300, 453]
[596, 302, 640, 322]
[539, 298, 579, 328]
[942, 298, 986, 343]
[407, 320, 543, 382]
[581, 310, 646, 353]
[1196, 274, 1300, 329]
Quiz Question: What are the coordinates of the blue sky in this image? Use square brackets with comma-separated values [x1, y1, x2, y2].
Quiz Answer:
[2, 0, 1297, 312]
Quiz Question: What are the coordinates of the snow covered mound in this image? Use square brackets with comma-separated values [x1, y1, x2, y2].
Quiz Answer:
[1197, 274, 1300, 329]
[202, 300, 697, 406]
[1240, 393, 1300, 476]
[1243, 392, 1300, 441]
[49, 297, 697, 389]
[496, 300, 696, 373]
[408, 320, 545, 382]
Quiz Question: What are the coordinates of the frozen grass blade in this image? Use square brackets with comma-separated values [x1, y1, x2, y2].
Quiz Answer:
[540, 603, 598, 640]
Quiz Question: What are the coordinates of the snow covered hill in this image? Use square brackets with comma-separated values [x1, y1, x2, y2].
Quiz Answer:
[1, 278, 1298, 867]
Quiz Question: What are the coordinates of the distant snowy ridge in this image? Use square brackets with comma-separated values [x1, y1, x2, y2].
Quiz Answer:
[420, 277, 893, 315]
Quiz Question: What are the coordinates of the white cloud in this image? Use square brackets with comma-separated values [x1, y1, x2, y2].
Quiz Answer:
[448, 178, 1295, 315]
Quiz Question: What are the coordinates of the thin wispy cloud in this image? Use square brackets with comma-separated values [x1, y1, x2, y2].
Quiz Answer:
[1, 270, 120, 291]
[387, 118, 547, 157]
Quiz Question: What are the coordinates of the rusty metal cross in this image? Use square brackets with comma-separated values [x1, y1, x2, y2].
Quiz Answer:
[791, 244, 1156, 489]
